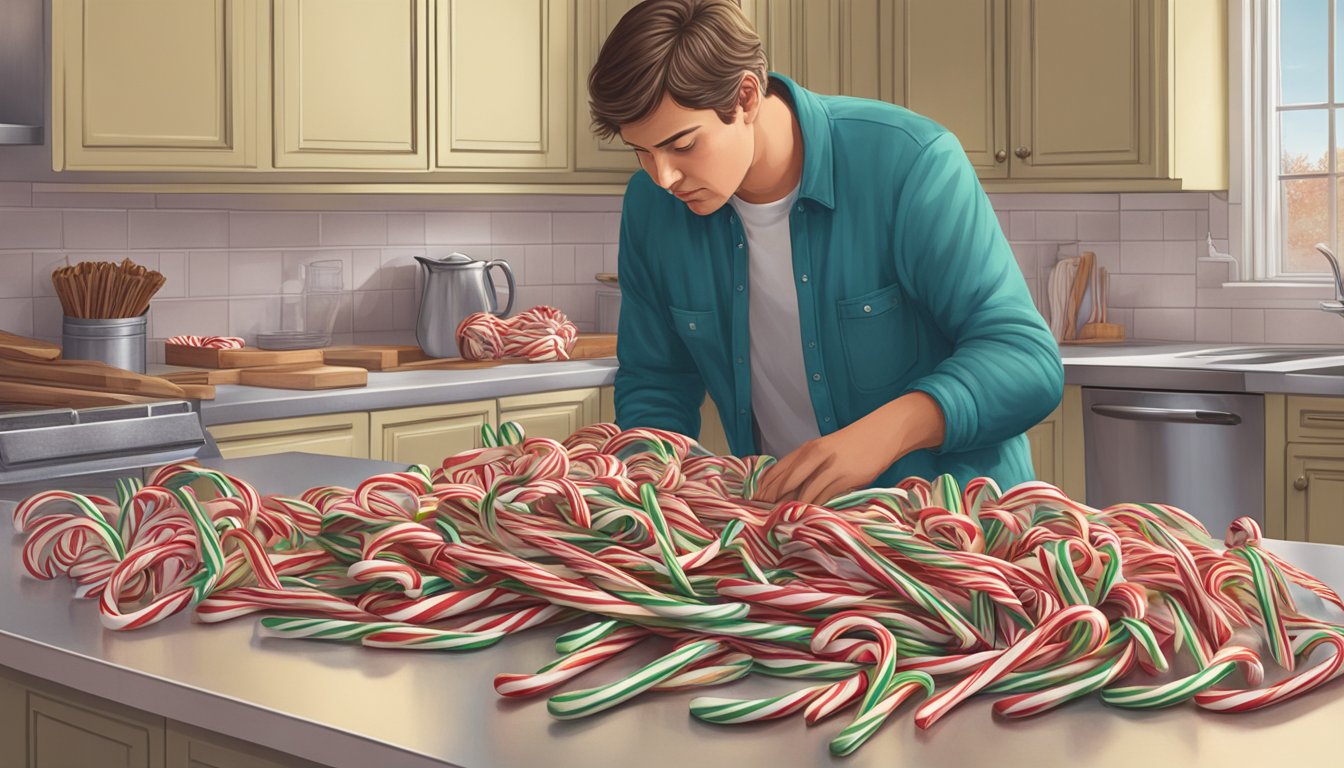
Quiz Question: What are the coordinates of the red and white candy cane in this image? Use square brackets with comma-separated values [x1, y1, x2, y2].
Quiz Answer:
[455, 305, 579, 362]
[165, 335, 245, 349]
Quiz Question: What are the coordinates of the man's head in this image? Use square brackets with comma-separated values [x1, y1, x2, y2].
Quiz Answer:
[587, 0, 769, 215]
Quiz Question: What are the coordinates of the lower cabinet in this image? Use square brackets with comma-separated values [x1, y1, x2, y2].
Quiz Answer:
[1279, 395, 1344, 546]
[1026, 384, 1084, 500]
[369, 399, 497, 467]
[0, 664, 322, 768]
[498, 388, 600, 443]
[207, 413, 370, 460]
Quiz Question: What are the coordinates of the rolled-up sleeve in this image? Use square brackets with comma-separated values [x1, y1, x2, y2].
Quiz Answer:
[612, 188, 705, 439]
[895, 132, 1064, 454]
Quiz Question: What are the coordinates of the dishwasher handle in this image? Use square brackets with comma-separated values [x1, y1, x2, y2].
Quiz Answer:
[1089, 404, 1242, 426]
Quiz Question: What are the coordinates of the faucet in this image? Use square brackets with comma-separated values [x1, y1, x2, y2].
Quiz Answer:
[1313, 243, 1344, 316]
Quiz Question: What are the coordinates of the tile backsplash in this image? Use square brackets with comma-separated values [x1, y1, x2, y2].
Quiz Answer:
[0, 182, 1336, 360]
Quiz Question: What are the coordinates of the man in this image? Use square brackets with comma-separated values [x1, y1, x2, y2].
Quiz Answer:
[588, 0, 1063, 505]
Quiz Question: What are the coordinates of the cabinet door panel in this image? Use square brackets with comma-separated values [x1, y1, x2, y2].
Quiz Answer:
[1026, 410, 1062, 488]
[274, 0, 429, 169]
[753, 0, 894, 101]
[575, 0, 644, 171]
[28, 691, 165, 768]
[54, 0, 262, 170]
[435, 0, 569, 168]
[901, 0, 1007, 177]
[371, 401, 497, 466]
[1010, 0, 1159, 178]
[499, 388, 601, 443]
[1287, 442, 1344, 546]
[208, 413, 370, 460]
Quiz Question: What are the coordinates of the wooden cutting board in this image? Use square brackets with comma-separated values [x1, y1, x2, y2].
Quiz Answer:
[0, 330, 62, 362]
[236, 365, 368, 390]
[158, 367, 243, 386]
[165, 344, 324, 369]
[0, 381, 162, 409]
[322, 345, 427, 371]
[386, 333, 617, 372]
[0, 358, 187, 398]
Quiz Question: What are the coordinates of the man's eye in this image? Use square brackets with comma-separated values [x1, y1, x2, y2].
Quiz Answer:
[673, 143, 695, 153]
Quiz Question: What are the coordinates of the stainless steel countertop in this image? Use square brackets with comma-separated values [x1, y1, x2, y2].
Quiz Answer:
[195, 360, 619, 426]
[1061, 341, 1344, 394]
[4, 453, 1344, 767]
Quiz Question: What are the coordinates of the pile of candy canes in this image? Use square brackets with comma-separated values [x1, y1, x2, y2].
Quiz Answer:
[165, 335, 246, 349]
[456, 305, 579, 362]
[13, 422, 1344, 756]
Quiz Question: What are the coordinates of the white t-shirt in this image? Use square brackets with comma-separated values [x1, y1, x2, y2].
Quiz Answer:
[729, 183, 821, 457]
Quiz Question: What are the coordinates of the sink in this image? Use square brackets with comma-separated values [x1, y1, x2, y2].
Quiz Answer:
[1286, 365, 1344, 376]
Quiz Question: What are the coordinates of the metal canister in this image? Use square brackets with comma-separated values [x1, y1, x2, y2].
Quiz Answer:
[61, 314, 147, 373]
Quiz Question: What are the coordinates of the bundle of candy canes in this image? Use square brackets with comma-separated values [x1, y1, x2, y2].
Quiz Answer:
[165, 335, 245, 349]
[455, 305, 578, 362]
[13, 422, 1344, 757]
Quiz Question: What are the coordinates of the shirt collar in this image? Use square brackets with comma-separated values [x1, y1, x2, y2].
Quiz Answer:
[768, 72, 835, 210]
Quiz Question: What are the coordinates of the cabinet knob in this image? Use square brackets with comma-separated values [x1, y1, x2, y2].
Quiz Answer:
[995, 149, 1007, 163]
[1014, 146, 1032, 159]
[1294, 475, 1309, 491]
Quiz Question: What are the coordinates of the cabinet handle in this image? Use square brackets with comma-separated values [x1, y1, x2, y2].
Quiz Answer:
[995, 149, 1007, 163]
[1014, 146, 1032, 159]
[1294, 476, 1309, 491]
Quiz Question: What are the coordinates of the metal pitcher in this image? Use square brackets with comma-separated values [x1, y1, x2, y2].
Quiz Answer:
[415, 252, 516, 358]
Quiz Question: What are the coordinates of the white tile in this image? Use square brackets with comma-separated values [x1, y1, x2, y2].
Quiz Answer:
[1264, 309, 1344, 344]
[228, 212, 319, 248]
[1075, 243, 1121, 275]
[282, 250, 352, 291]
[1194, 308, 1231, 342]
[130, 211, 229, 249]
[388, 213, 425, 245]
[1163, 210, 1197, 240]
[392, 289, 417, 330]
[0, 210, 62, 249]
[1132, 308, 1195, 340]
[1228, 203, 1244, 267]
[491, 212, 551, 244]
[492, 246, 526, 287]
[575, 244, 604, 283]
[1162, 241, 1197, 273]
[228, 251, 284, 295]
[228, 297, 282, 340]
[33, 297, 62, 337]
[1231, 308, 1265, 342]
[62, 210, 128, 250]
[994, 210, 1010, 235]
[604, 243, 619, 273]
[1035, 211, 1077, 240]
[188, 252, 231, 297]
[554, 212, 619, 244]
[552, 285, 595, 323]
[30, 252, 66, 297]
[157, 252, 186, 298]
[1194, 211, 1209, 240]
[1076, 212, 1119, 241]
[1107, 307, 1133, 334]
[0, 182, 32, 206]
[150, 298, 229, 337]
[0, 253, 33, 298]
[321, 213, 388, 246]
[32, 191, 154, 208]
[1196, 259, 1230, 288]
[1210, 195, 1229, 240]
[525, 243, 554, 284]
[988, 193, 1118, 211]
[1161, 275, 1197, 306]
[1009, 211, 1035, 240]
[548, 244, 574, 285]
[1118, 241, 1166, 273]
[353, 290, 395, 331]
[1119, 211, 1163, 241]
[515, 286, 553, 311]
[352, 249, 384, 291]
[0, 298, 33, 335]
[1108, 273, 1169, 307]
[146, 340, 165, 365]
[122, 252, 160, 272]
[425, 212, 491, 244]
[1010, 242, 1038, 277]
[381, 248, 420, 290]
[1120, 192, 1209, 210]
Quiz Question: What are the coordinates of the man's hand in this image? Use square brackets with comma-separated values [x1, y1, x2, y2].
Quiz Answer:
[754, 392, 946, 506]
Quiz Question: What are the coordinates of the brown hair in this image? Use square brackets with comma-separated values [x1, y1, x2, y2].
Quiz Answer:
[587, 0, 768, 141]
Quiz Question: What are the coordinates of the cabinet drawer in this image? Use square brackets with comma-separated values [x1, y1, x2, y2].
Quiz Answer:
[208, 413, 370, 460]
[1287, 395, 1344, 442]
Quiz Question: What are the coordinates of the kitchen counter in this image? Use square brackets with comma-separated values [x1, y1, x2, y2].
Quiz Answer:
[3, 453, 1344, 768]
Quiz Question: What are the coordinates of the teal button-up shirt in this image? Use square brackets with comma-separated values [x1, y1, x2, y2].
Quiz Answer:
[613, 73, 1064, 490]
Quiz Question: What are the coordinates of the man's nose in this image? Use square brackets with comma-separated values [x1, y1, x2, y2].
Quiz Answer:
[651, 153, 682, 190]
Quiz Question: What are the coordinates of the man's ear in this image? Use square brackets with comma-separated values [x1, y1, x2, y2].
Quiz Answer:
[738, 71, 764, 124]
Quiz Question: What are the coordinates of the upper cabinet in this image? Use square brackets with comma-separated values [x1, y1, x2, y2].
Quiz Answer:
[273, 0, 429, 170]
[434, 0, 570, 169]
[574, 0, 644, 172]
[757, 0, 1227, 191]
[52, 0, 267, 171]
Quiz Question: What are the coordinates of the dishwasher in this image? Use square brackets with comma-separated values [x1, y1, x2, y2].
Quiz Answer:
[1082, 387, 1264, 539]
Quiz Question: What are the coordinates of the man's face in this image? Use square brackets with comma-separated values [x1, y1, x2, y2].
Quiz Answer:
[619, 91, 754, 216]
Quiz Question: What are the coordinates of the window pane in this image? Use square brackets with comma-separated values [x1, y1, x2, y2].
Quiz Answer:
[1337, 0, 1344, 99]
[1282, 0, 1329, 105]
[1283, 109, 1330, 172]
[1283, 178, 1329, 273]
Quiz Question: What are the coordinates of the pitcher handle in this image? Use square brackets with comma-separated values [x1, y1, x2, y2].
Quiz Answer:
[486, 259, 516, 317]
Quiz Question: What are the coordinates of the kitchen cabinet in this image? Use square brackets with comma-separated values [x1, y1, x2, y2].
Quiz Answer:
[273, 0, 430, 170]
[753, 0, 1226, 190]
[52, 0, 268, 171]
[370, 399, 497, 466]
[499, 388, 601, 443]
[1026, 383, 1084, 500]
[433, 0, 570, 169]
[597, 385, 733, 456]
[207, 412, 371, 460]
[1282, 395, 1344, 546]
[167, 719, 327, 768]
[574, 0, 644, 172]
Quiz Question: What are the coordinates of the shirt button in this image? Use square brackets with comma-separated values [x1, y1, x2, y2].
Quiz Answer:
[800, 274, 809, 283]
[863, 305, 872, 313]
[736, 242, 744, 249]
[824, 416, 832, 423]
[736, 284, 744, 292]
[688, 322, 697, 331]
[736, 356, 744, 364]
[812, 373, 821, 381]
[808, 340, 816, 349]
[796, 204, 804, 213]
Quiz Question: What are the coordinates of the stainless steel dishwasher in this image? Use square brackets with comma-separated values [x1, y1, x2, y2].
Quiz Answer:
[1082, 387, 1264, 538]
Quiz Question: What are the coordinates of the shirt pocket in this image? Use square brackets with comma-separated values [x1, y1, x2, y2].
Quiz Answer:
[668, 305, 723, 370]
[836, 283, 920, 393]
